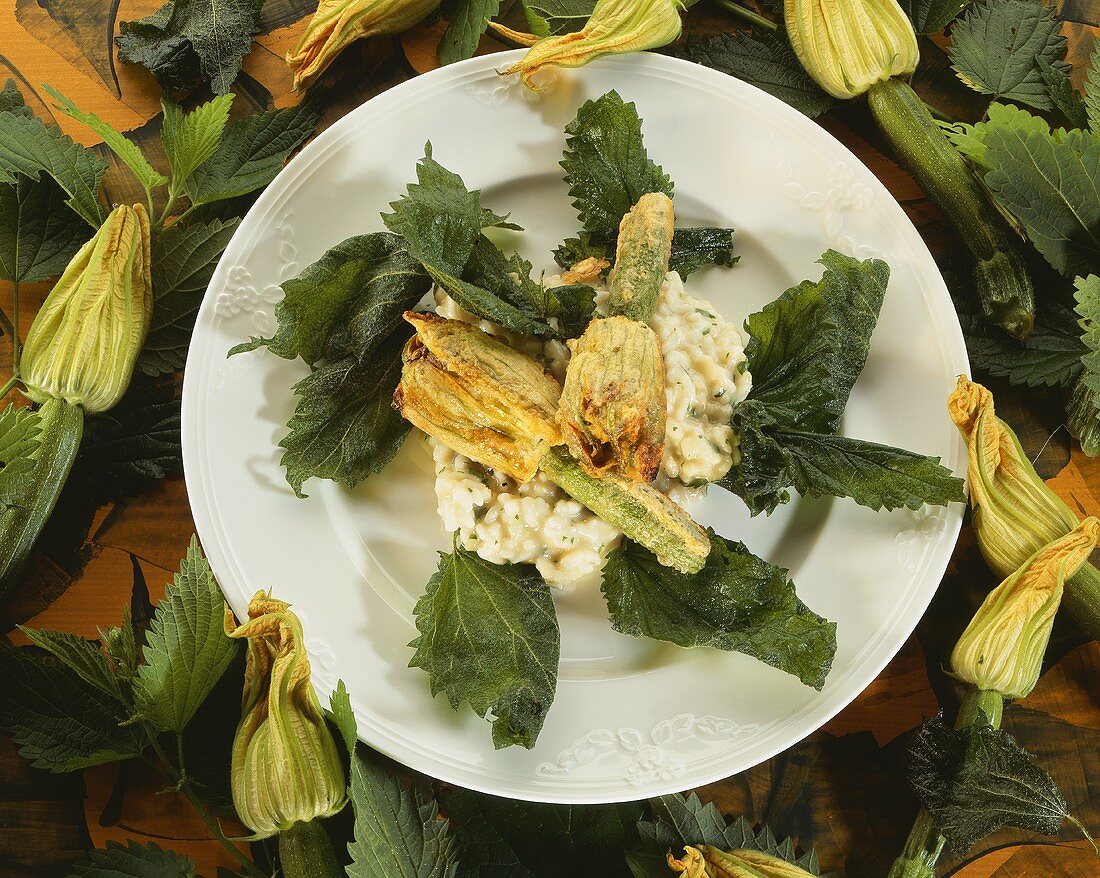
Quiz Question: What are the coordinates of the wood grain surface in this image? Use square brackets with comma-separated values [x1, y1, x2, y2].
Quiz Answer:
[1, 1, 1098, 876]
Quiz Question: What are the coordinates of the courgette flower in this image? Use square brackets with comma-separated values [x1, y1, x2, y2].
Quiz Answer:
[494, 0, 683, 90]
[226, 592, 346, 838]
[394, 311, 563, 482]
[948, 377, 1080, 579]
[951, 517, 1099, 699]
[288, 0, 442, 90]
[785, 0, 918, 99]
[669, 845, 817, 878]
[21, 204, 151, 415]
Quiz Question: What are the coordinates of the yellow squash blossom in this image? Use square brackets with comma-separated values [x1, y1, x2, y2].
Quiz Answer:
[785, 0, 918, 99]
[952, 517, 1099, 699]
[21, 203, 151, 415]
[494, 0, 683, 90]
[288, 0, 442, 90]
[226, 592, 346, 838]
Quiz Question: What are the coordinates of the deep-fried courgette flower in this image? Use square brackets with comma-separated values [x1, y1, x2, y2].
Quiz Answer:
[225, 592, 347, 838]
[948, 377, 1080, 579]
[951, 518, 1099, 699]
[21, 203, 151, 415]
[785, 0, 918, 99]
[556, 316, 665, 482]
[668, 845, 817, 878]
[287, 0, 441, 91]
[394, 312, 563, 482]
[493, 0, 683, 90]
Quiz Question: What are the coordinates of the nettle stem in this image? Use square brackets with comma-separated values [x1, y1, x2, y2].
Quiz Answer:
[887, 689, 1003, 878]
[866, 77, 1035, 340]
[704, 0, 778, 32]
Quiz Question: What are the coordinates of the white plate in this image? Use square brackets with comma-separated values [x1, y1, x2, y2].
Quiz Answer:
[183, 50, 968, 804]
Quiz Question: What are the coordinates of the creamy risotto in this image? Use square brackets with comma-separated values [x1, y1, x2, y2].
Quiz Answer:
[431, 270, 752, 587]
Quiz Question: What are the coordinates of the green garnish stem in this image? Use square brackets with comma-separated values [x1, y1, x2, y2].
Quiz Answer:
[1064, 562, 1100, 641]
[886, 688, 1003, 878]
[0, 397, 83, 599]
[866, 77, 1035, 340]
[704, 0, 779, 32]
[278, 819, 343, 878]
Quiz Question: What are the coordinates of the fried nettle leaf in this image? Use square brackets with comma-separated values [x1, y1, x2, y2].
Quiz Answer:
[1069, 274, 1100, 456]
[0, 404, 42, 508]
[132, 536, 240, 733]
[720, 251, 964, 514]
[901, 0, 968, 34]
[554, 228, 736, 281]
[410, 545, 559, 749]
[0, 640, 143, 772]
[684, 31, 835, 119]
[629, 792, 821, 878]
[909, 713, 1074, 855]
[602, 530, 836, 689]
[70, 840, 197, 878]
[949, 0, 1070, 111]
[347, 747, 460, 878]
[280, 330, 413, 498]
[116, 0, 264, 95]
[438, 0, 501, 65]
[447, 789, 642, 878]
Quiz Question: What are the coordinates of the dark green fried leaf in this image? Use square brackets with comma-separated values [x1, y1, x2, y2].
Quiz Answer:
[669, 227, 737, 278]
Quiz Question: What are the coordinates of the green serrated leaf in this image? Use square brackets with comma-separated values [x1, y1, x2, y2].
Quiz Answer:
[18, 627, 125, 702]
[0, 641, 143, 772]
[949, 0, 1069, 110]
[685, 31, 835, 119]
[69, 839, 197, 877]
[448, 789, 642, 878]
[0, 403, 42, 508]
[346, 747, 459, 878]
[43, 85, 168, 194]
[720, 399, 794, 516]
[133, 536, 239, 732]
[186, 100, 318, 206]
[521, 0, 594, 36]
[983, 127, 1100, 277]
[1036, 55, 1089, 130]
[117, 0, 262, 95]
[279, 330, 411, 498]
[553, 232, 611, 270]
[668, 227, 737, 278]
[902, 0, 969, 34]
[409, 545, 559, 749]
[941, 102, 1058, 171]
[1067, 377, 1100, 456]
[909, 713, 1069, 855]
[139, 218, 240, 376]
[328, 680, 357, 759]
[439, 0, 501, 65]
[1070, 274, 1100, 455]
[774, 430, 965, 512]
[0, 107, 106, 227]
[602, 530, 836, 689]
[161, 95, 233, 192]
[232, 232, 431, 366]
[1085, 43, 1100, 133]
[0, 79, 31, 116]
[561, 90, 673, 239]
[0, 175, 91, 282]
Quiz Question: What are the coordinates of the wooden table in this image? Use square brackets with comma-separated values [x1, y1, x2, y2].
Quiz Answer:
[1, 2, 1098, 876]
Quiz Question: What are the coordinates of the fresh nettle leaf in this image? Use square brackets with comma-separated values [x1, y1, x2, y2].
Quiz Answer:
[1067, 378, 1100, 456]
[132, 536, 239, 733]
[69, 840, 197, 878]
[602, 530, 836, 689]
[941, 102, 1060, 172]
[447, 789, 642, 878]
[521, 0, 595, 36]
[685, 32, 836, 119]
[17, 627, 125, 702]
[184, 100, 319, 206]
[901, 0, 969, 34]
[43, 85, 168, 195]
[439, 0, 502, 65]
[161, 94, 234, 193]
[983, 127, 1100, 278]
[0, 175, 92, 282]
[231, 232, 431, 366]
[1085, 44, 1100, 133]
[0, 404, 42, 508]
[1070, 274, 1100, 456]
[117, 0, 263, 95]
[774, 430, 965, 512]
[409, 545, 560, 749]
[1037, 56, 1089, 131]
[0, 102, 106, 227]
[668, 227, 738, 278]
[743, 250, 889, 434]
[909, 713, 1072, 855]
[279, 330, 413, 498]
[0, 641, 144, 772]
[949, 0, 1070, 111]
[140, 218, 241, 376]
[561, 91, 674, 240]
[347, 747, 459, 878]
[0, 79, 31, 116]
[328, 680, 358, 760]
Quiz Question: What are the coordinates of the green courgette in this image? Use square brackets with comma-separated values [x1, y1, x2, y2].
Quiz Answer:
[278, 819, 343, 878]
